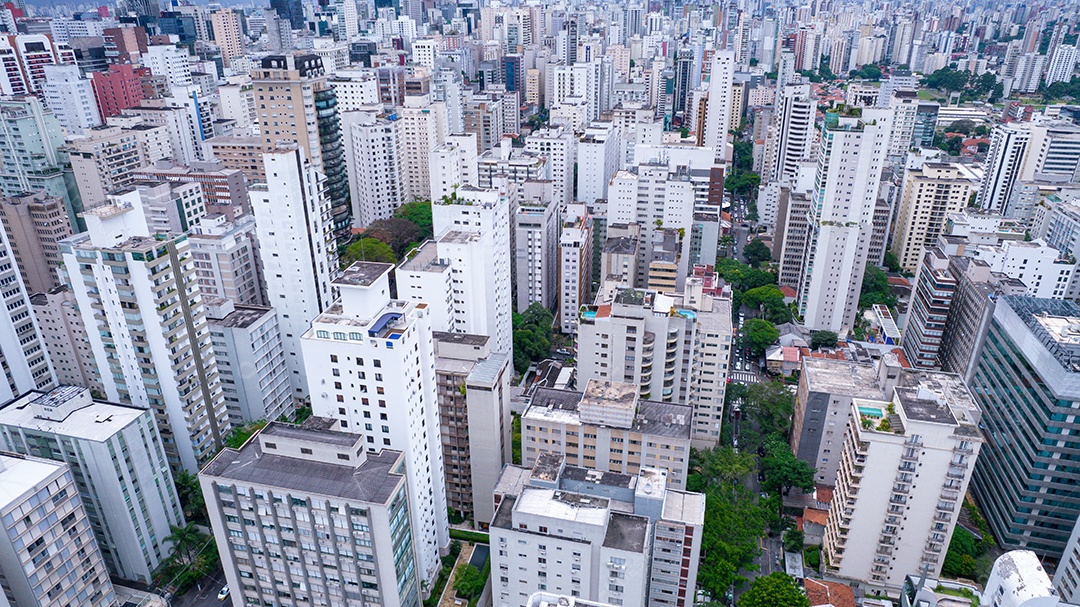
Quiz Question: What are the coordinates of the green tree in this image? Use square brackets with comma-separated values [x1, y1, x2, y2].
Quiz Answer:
[512, 302, 555, 373]
[945, 135, 964, 155]
[166, 523, 206, 566]
[688, 446, 757, 491]
[743, 381, 796, 441]
[453, 565, 486, 599]
[715, 259, 778, 293]
[742, 285, 785, 312]
[947, 119, 976, 135]
[739, 573, 810, 607]
[719, 234, 736, 257]
[743, 239, 772, 267]
[699, 484, 767, 597]
[782, 528, 805, 553]
[174, 470, 206, 522]
[883, 250, 902, 273]
[859, 264, 897, 310]
[364, 217, 423, 257]
[923, 67, 970, 93]
[342, 238, 397, 266]
[725, 172, 761, 196]
[394, 200, 434, 238]
[762, 437, 816, 496]
[810, 330, 838, 350]
[741, 319, 779, 356]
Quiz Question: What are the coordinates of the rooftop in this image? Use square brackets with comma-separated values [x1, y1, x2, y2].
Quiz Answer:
[210, 304, 272, 329]
[603, 236, 637, 255]
[0, 453, 66, 508]
[334, 261, 393, 287]
[526, 387, 692, 440]
[0, 388, 146, 442]
[398, 241, 449, 273]
[1005, 296, 1080, 371]
[433, 332, 489, 347]
[802, 358, 884, 397]
[602, 512, 649, 552]
[202, 432, 404, 505]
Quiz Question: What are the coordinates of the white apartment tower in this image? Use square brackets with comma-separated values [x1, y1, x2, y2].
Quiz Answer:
[764, 83, 815, 183]
[342, 109, 409, 229]
[578, 122, 622, 205]
[429, 134, 479, 201]
[514, 182, 560, 312]
[823, 371, 983, 590]
[559, 208, 593, 334]
[703, 50, 735, 161]
[30, 287, 102, 392]
[302, 262, 449, 589]
[0, 452, 117, 607]
[42, 64, 100, 135]
[251, 148, 338, 399]
[0, 386, 183, 583]
[799, 108, 893, 332]
[61, 190, 231, 473]
[398, 184, 514, 354]
[200, 423, 422, 607]
[398, 92, 449, 202]
[0, 221, 54, 402]
[524, 125, 577, 206]
[977, 124, 1032, 214]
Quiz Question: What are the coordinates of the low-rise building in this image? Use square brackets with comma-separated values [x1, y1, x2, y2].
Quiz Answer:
[491, 454, 703, 607]
[522, 379, 692, 489]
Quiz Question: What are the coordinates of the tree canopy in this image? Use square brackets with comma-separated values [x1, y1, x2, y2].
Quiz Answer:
[716, 259, 778, 294]
[741, 319, 779, 356]
[739, 573, 810, 607]
[743, 381, 796, 441]
[394, 200, 434, 239]
[341, 237, 397, 266]
[725, 171, 761, 197]
[512, 303, 555, 373]
[742, 285, 791, 325]
[454, 565, 486, 599]
[810, 330, 838, 350]
[858, 264, 897, 311]
[923, 67, 970, 93]
[761, 436, 816, 496]
[743, 239, 772, 267]
[688, 446, 757, 491]
[363, 217, 423, 257]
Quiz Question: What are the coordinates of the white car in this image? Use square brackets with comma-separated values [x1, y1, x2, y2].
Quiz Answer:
[218, 586, 230, 601]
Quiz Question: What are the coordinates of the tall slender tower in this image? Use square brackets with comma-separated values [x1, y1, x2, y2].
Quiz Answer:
[799, 107, 892, 332]
[703, 50, 735, 160]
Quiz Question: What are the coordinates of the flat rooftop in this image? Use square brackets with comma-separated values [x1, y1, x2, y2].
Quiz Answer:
[0, 389, 146, 442]
[433, 332, 489, 346]
[581, 379, 638, 411]
[561, 465, 635, 490]
[803, 358, 884, 397]
[202, 435, 403, 505]
[603, 512, 648, 552]
[663, 490, 706, 525]
[210, 305, 272, 328]
[398, 241, 449, 273]
[604, 236, 637, 255]
[334, 261, 393, 287]
[526, 387, 692, 440]
[0, 453, 65, 508]
[260, 419, 362, 447]
[894, 386, 957, 425]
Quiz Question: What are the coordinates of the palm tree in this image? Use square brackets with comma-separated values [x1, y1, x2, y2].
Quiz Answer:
[166, 523, 204, 566]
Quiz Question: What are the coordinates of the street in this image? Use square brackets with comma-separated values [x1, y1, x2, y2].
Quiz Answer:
[168, 566, 228, 607]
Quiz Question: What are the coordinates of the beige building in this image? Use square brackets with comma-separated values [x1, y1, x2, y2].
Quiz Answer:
[522, 379, 692, 489]
[30, 287, 103, 392]
[0, 191, 71, 294]
[202, 135, 265, 182]
[890, 163, 977, 272]
[66, 122, 169, 208]
[210, 9, 243, 66]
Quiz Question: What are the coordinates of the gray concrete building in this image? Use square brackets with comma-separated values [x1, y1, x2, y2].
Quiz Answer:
[0, 386, 183, 582]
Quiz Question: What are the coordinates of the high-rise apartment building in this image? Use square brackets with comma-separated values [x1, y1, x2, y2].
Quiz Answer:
[134, 159, 250, 221]
[514, 183, 560, 312]
[252, 55, 350, 239]
[60, 193, 230, 472]
[903, 248, 956, 369]
[251, 148, 337, 398]
[491, 455, 704, 607]
[30, 287, 102, 392]
[187, 213, 264, 306]
[763, 83, 815, 183]
[703, 50, 735, 160]
[142, 43, 193, 91]
[0, 98, 74, 226]
[0, 222, 54, 402]
[822, 368, 982, 590]
[890, 163, 977, 272]
[206, 299, 292, 424]
[398, 184, 514, 355]
[341, 109, 407, 228]
[977, 124, 1032, 214]
[91, 65, 147, 121]
[577, 122, 621, 205]
[200, 422, 422, 607]
[398, 92, 449, 202]
[42, 64, 100, 135]
[0, 452, 117, 607]
[432, 332, 511, 525]
[0, 386, 183, 582]
[210, 9, 243, 66]
[524, 125, 576, 206]
[969, 297, 1080, 558]
[799, 107, 892, 332]
[67, 122, 169, 209]
[559, 208, 593, 334]
[0, 191, 72, 295]
[302, 262, 449, 589]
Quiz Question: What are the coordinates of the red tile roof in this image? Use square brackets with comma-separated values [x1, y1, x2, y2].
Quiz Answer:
[805, 579, 856, 607]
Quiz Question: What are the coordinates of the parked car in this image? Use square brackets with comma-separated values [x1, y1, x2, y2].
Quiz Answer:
[218, 587, 230, 601]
